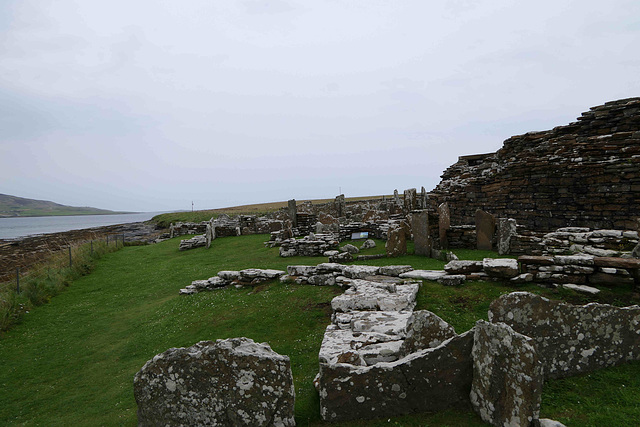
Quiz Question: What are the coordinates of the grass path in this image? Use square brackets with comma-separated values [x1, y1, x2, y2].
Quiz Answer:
[1, 235, 639, 426]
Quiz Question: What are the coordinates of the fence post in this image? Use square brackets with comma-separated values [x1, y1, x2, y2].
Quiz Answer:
[106, 235, 109, 245]
[16, 267, 20, 294]
[91, 240, 93, 255]
[122, 233, 125, 246]
[69, 246, 72, 268]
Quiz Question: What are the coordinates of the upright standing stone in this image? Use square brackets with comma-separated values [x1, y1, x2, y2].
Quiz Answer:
[386, 225, 407, 257]
[134, 338, 295, 427]
[393, 189, 401, 206]
[475, 209, 496, 251]
[497, 218, 517, 255]
[471, 321, 543, 427]
[205, 223, 214, 249]
[419, 187, 427, 209]
[169, 223, 175, 239]
[335, 194, 345, 217]
[438, 202, 451, 249]
[288, 199, 297, 228]
[404, 188, 417, 212]
[412, 210, 431, 256]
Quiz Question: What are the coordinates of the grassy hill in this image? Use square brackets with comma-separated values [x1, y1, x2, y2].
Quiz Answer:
[0, 193, 122, 217]
[152, 195, 392, 227]
[1, 235, 639, 425]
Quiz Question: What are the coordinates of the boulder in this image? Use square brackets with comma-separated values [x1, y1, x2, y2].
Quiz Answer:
[488, 292, 640, 379]
[361, 239, 377, 250]
[341, 244, 360, 254]
[329, 251, 353, 263]
[470, 321, 543, 427]
[399, 311, 457, 356]
[307, 274, 336, 286]
[134, 338, 295, 427]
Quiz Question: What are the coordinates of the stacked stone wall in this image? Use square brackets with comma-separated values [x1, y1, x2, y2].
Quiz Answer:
[431, 98, 640, 232]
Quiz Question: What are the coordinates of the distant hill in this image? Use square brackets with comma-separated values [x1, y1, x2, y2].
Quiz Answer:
[0, 194, 122, 218]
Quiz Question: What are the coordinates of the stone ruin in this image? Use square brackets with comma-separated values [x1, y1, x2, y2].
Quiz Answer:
[134, 337, 295, 426]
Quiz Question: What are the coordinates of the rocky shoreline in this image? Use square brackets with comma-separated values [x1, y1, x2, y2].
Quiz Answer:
[0, 221, 167, 283]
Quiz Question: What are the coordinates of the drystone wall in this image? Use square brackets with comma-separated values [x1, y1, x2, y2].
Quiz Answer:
[431, 98, 640, 231]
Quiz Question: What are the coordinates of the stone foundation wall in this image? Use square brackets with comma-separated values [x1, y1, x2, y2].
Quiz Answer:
[431, 98, 640, 232]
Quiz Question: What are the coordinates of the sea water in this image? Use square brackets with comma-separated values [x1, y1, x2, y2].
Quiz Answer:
[0, 212, 164, 240]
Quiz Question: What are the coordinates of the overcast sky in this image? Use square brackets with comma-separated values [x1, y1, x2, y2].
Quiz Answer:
[1, 0, 639, 212]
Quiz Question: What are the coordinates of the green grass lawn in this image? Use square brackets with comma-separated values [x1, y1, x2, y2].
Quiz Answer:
[1, 235, 639, 426]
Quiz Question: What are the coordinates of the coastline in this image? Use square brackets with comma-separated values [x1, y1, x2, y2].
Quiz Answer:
[0, 221, 168, 283]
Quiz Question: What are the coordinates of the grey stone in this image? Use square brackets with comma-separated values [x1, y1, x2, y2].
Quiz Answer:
[331, 280, 419, 312]
[134, 338, 295, 427]
[286, 265, 317, 276]
[483, 258, 519, 279]
[412, 210, 431, 256]
[318, 330, 474, 422]
[341, 244, 360, 254]
[444, 260, 483, 274]
[488, 292, 640, 379]
[308, 274, 337, 286]
[403, 188, 417, 212]
[205, 223, 214, 249]
[633, 242, 640, 258]
[399, 270, 447, 281]
[343, 265, 381, 279]
[497, 218, 517, 255]
[360, 239, 377, 250]
[437, 274, 466, 286]
[379, 265, 413, 276]
[562, 284, 600, 295]
[323, 250, 340, 257]
[316, 263, 344, 274]
[386, 225, 407, 257]
[178, 235, 207, 251]
[438, 202, 451, 249]
[470, 321, 543, 427]
[475, 209, 496, 251]
[288, 199, 297, 228]
[399, 311, 457, 356]
[329, 251, 353, 263]
[538, 419, 567, 427]
[218, 270, 241, 281]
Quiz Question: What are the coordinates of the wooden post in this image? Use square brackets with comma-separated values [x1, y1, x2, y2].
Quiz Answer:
[91, 240, 93, 255]
[16, 267, 20, 294]
[69, 246, 72, 267]
[122, 233, 125, 246]
[106, 235, 109, 245]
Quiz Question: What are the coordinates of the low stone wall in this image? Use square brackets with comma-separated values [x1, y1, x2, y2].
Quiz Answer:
[541, 227, 639, 257]
[278, 233, 339, 257]
[518, 255, 640, 291]
[170, 221, 208, 238]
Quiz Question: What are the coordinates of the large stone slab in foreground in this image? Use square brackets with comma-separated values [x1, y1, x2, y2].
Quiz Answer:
[489, 292, 640, 379]
[471, 320, 543, 427]
[134, 337, 295, 426]
[331, 280, 420, 312]
[318, 330, 474, 422]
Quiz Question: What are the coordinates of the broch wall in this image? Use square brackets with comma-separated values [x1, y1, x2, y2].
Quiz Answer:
[431, 98, 640, 232]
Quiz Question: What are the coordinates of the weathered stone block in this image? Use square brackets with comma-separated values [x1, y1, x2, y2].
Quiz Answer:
[497, 218, 517, 255]
[483, 258, 519, 279]
[444, 260, 483, 274]
[488, 292, 640, 379]
[379, 265, 413, 276]
[318, 331, 474, 422]
[399, 311, 457, 356]
[386, 226, 407, 257]
[331, 280, 419, 312]
[412, 210, 431, 256]
[437, 274, 466, 286]
[470, 321, 543, 427]
[475, 210, 496, 251]
[134, 338, 295, 426]
[438, 202, 451, 249]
